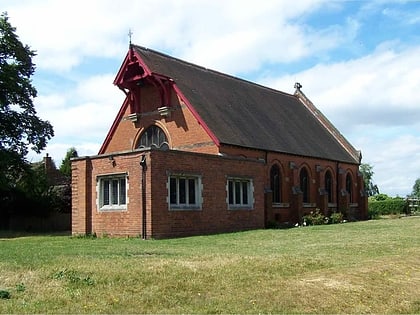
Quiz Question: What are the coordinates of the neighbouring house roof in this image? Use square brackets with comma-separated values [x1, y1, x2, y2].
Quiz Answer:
[123, 45, 359, 164]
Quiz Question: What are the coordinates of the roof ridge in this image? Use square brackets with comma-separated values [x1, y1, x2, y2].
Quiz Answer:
[132, 44, 295, 98]
[294, 88, 360, 163]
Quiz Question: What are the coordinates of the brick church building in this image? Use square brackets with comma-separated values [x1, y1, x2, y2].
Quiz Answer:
[71, 45, 367, 238]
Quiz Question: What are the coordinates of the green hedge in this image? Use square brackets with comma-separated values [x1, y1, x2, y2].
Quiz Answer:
[368, 199, 408, 219]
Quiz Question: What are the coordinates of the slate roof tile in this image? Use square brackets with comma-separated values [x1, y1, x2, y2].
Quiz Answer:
[133, 45, 358, 164]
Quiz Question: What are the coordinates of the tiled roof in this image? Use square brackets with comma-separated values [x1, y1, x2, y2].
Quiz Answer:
[133, 45, 358, 164]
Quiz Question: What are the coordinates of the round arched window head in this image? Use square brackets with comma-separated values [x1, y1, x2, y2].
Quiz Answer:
[138, 125, 169, 150]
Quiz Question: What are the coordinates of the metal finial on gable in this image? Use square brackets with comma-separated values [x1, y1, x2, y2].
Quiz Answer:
[128, 28, 133, 46]
[294, 82, 302, 91]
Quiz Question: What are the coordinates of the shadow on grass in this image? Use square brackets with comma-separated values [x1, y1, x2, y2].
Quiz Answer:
[0, 230, 71, 239]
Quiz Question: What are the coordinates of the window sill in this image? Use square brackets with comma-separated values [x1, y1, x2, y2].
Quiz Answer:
[169, 206, 202, 211]
[273, 203, 290, 208]
[99, 206, 127, 212]
[228, 206, 253, 211]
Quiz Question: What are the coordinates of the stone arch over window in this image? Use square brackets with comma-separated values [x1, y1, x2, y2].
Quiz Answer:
[300, 167, 310, 203]
[325, 170, 333, 203]
[270, 164, 282, 203]
[346, 172, 353, 202]
[137, 125, 169, 150]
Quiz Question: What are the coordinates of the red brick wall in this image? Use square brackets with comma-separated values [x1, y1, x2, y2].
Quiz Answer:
[103, 86, 218, 155]
[263, 152, 366, 224]
[72, 148, 366, 237]
[72, 150, 265, 238]
[149, 149, 265, 238]
[72, 152, 144, 236]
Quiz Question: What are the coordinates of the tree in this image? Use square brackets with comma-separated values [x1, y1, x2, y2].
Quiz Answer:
[359, 163, 379, 197]
[0, 12, 54, 186]
[59, 147, 78, 177]
[411, 178, 420, 198]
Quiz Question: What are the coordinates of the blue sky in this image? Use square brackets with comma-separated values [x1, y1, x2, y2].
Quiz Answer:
[3, 0, 420, 197]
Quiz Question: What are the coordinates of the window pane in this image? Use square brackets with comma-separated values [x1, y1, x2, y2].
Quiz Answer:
[170, 177, 177, 204]
[147, 129, 153, 147]
[188, 178, 196, 204]
[228, 181, 233, 204]
[346, 174, 352, 202]
[235, 181, 241, 204]
[119, 178, 126, 205]
[139, 125, 168, 149]
[325, 172, 332, 203]
[111, 179, 119, 205]
[103, 179, 110, 205]
[300, 169, 309, 203]
[242, 181, 248, 204]
[179, 178, 186, 204]
[271, 165, 280, 203]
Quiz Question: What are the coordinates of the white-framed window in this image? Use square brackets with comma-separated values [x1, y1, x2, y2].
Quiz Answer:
[227, 177, 254, 210]
[97, 174, 128, 211]
[168, 174, 202, 210]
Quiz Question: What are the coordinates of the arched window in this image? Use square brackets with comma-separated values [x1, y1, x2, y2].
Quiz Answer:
[138, 125, 169, 149]
[325, 171, 333, 203]
[300, 167, 309, 203]
[270, 165, 281, 203]
[346, 173, 353, 202]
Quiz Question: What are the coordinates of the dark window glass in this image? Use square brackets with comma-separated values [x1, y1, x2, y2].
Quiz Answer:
[300, 168, 309, 203]
[100, 176, 127, 208]
[228, 181, 234, 204]
[111, 179, 119, 204]
[169, 176, 200, 208]
[170, 178, 177, 204]
[103, 179, 110, 205]
[188, 179, 196, 204]
[242, 181, 248, 204]
[179, 178, 186, 204]
[119, 178, 126, 204]
[325, 171, 333, 203]
[138, 125, 168, 149]
[346, 173, 353, 202]
[228, 179, 251, 207]
[270, 165, 281, 203]
[235, 181, 241, 204]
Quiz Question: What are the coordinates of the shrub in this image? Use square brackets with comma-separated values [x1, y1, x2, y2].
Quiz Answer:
[368, 199, 408, 219]
[330, 212, 344, 224]
[303, 209, 325, 225]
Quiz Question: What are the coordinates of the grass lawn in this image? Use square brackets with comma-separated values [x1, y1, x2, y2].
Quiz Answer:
[0, 218, 419, 314]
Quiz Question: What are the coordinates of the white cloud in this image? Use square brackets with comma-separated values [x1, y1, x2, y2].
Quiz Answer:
[355, 134, 420, 196]
[34, 74, 124, 144]
[4, 0, 340, 74]
[261, 44, 420, 129]
[259, 43, 420, 196]
[4, 0, 419, 197]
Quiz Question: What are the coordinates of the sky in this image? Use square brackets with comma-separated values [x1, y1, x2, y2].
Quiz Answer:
[2, 0, 419, 197]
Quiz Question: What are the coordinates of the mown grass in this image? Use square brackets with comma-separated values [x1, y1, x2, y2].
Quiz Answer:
[0, 218, 419, 314]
